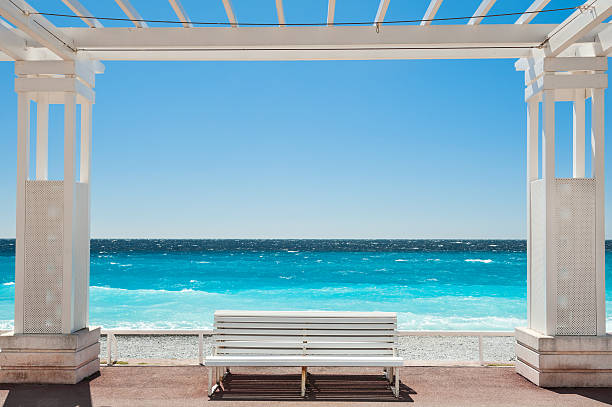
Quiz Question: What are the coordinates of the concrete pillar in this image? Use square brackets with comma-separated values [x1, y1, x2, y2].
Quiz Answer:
[0, 61, 102, 384]
[515, 56, 609, 387]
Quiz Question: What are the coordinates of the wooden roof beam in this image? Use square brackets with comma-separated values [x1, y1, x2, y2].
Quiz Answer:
[374, 0, 391, 25]
[114, 0, 148, 28]
[168, 0, 192, 28]
[468, 0, 497, 25]
[421, 0, 443, 26]
[61, 0, 103, 28]
[515, 0, 551, 25]
[221, 0, 237, 27]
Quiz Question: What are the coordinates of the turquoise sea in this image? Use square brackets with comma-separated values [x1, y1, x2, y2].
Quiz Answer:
[0, 239, 611, 331]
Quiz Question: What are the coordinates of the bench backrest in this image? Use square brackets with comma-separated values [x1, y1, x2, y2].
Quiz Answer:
[213, 310, 398, 357]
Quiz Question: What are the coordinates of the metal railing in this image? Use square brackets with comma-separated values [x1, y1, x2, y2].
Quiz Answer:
[100, 329, 515, 367]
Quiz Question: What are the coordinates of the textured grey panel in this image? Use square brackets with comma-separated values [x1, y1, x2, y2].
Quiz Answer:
[73, 182, 89, 331]
[530, 180, 547, 334]
[23, 181, 63, 334]
[554, 178, 596, 336]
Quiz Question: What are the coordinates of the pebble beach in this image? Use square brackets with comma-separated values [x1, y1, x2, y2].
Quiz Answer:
[98, 334, 517, 364]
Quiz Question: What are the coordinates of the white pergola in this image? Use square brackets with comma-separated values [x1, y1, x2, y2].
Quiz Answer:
[0, 0, 611, 387]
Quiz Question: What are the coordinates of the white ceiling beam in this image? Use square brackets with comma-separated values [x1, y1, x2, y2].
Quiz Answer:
[61, 24, 600, 61]
[168, 0, 192, 28]
[468, 0, 497, 25]
[221, 0, 237, 27]
[275, 0, 285, 27]
[515, 0, 551, 25]
[327, 0, 335, 26]
[547, 0, 612, 57]
[421, 0, 443, 26]
[114, 0, 148, 28]
[60, 0, 103, 28]
[597, 22, 612, 54]
[374, 0, 391, 24]
[0, 0, 76, 59]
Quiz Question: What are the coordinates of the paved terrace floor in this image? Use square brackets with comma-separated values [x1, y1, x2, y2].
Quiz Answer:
[0, 366, 611, 406]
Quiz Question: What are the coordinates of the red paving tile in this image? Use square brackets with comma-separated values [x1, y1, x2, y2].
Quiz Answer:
[0, 366, 610, 406]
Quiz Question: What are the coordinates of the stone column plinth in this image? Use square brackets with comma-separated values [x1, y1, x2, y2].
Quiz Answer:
[0, 327, 100, 384]
[516, 327, 612, 387]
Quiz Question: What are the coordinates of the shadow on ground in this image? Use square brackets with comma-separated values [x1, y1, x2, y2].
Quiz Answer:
[551, 388, 612, 405]
[210, 373, 415, 402]
[0, 372, 98, 407]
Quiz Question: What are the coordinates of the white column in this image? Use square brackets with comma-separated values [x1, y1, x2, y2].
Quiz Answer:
[573, 89, 586, 178]
[62, 92, 77, 334]
[592, 88, 606, 336]
[14, 93, 30, 335]
[526, 99, 539, 328]
[542, 89, 556, 336]
[79, 102, 92, 324]
[35, 94, 49, 181]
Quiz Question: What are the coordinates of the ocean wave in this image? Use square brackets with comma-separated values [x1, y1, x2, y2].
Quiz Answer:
[2, 282, 14, 286]
[395, 259, 409, 262]
[90, 285, 218, 295]
[465, 259, 493, 264]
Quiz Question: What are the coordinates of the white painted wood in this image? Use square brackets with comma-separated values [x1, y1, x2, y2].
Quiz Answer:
[468, 0, 497, 26]
[516, 0, 551, 25]
[275, 0, 285, 27]
[15, 77, 95, 102]
[542, 89, 556, 336]
[547, 0, 612, 57]
[114, 0, 148, 28]
[597, 22, 612, 54]
[216, 323, 395, 329]
[79, 102, 91, 183]
[221, 0, 237, 27]
[14, 91, 29, 335]
[168, 0, 192, 28]
[0, 0, 76, 59]
[61, 24, 568, 61]
[216, 310, 396, 317]
[15, 61, 97, 87]
[35, 93, 48, 180]
[215, 316, 397, 323]
[0, 16, 29, 60]
[374, 0, 391, 24]
[60, 0, 103, 28]
[526, 99, 539, 329]
[591, 88, 606, 335]
[421, 0, 443, 26]
[62, 92, 76, 334]
[573, 89, 586, 178]
[206, 356, 403, 367]
[214, 328, 396, 336]
[327, 0, 335, 26]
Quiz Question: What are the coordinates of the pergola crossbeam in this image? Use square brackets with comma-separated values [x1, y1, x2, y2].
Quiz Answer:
[0, 0, 76, 59]
[168, 0, 192, 28]
[327, 0, 335, 26]
[275, 0, 285, 27]
[468, 0, 497, 25]
[547, 0, 612, 56]
[421, 0, 444, 26]
[222, 0, 237, 27]
[114, 0, 148, 28]
[515, 0, 551, 25]
[374, 0, 391, 24]
[61, 0, 103, 28]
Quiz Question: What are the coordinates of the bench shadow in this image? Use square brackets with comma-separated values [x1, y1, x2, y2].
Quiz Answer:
[210, 373, 415, 402]
[0, 372, 99, 407]
[550, 388, 612, 405]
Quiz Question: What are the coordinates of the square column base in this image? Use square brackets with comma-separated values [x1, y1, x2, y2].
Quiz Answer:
[0, 327, 100, 384]
[515, 327, 612, 387]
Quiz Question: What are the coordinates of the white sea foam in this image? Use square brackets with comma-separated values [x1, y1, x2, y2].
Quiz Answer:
[465, 259, 493, 264]
[110, 262, 118, 265]
[426, 258, 441, 262]
[395, 259, 409, 262]
[2, 282, 14, 286]
[425, 278, 438, 282]
[196, 261, 210, 264]
[279, 276, 294, 280]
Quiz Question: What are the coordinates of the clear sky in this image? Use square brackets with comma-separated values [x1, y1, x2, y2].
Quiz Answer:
[0, 0, 609, 239]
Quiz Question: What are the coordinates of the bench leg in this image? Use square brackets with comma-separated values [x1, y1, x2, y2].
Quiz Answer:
[208, 367, 213, 396]
[394, 368, 400, 398]
[301, 367, 307, 397]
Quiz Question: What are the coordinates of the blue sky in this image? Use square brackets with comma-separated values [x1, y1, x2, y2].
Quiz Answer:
[0, 0, 609, 239]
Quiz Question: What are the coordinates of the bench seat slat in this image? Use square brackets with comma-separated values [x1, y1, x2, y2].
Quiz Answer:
[216, 348, 395, 355]
[214, 311, 397, 318]
[213, 335, 395, 342]
[215, 323, 395, 329]
[215, 317, 397, 324]
[206, 355, 403, 367]
[216, 341, 395, 349]
[214, 329, 395, 336]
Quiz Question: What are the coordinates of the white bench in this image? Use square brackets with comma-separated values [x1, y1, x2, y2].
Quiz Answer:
[206, 310, 403, 398]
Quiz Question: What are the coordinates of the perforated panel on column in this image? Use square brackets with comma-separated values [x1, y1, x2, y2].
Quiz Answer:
[23, 181, 64, 334]
[530, 180, 547, 333]
[554, 178, 596, 336]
